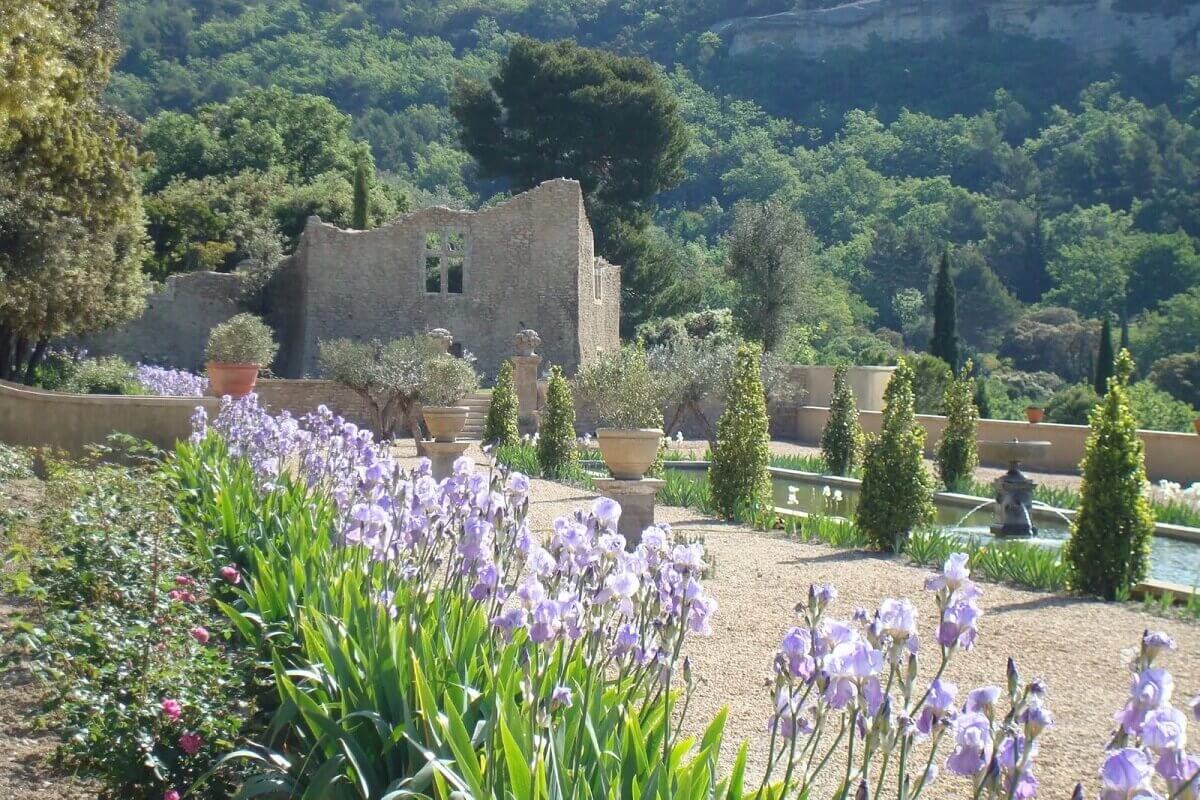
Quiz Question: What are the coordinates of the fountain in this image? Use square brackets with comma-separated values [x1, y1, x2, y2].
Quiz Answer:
[977, 439, 1052, 538]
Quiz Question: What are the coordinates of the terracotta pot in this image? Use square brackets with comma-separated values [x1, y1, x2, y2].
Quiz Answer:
[597, 428, 663, 480]
[1193, 418, 1200, 435]
[423, 406, 470, 442]
[1025, 406, 1044, 424]
[206, 362, 260, 398]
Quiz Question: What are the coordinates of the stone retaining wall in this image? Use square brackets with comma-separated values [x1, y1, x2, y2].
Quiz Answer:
[796, 405, 1200, 483]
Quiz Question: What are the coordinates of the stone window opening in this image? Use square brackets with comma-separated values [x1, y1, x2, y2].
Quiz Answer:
[424, 229, 467, 295]
[593, 260, 602, 302]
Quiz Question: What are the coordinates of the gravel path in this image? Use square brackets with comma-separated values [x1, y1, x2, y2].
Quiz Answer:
[488, 456, 1197, 799]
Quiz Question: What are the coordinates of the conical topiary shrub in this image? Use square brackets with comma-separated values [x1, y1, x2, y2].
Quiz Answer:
[1065, 350, 1155, 599]
[537, 365, 579, 480]
[855, 358, 934, 552]
[482, 360, 519, 447]
[708, 344, 771, 519]
[820, 364, 864, 476]
[936, 359, 979, 491]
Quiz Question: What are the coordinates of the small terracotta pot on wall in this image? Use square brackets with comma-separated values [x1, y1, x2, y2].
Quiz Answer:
[206, 362, 261, 398]
[597, 428, 662, 480]
[1025, 406, 1044, 424]
[423, 406, 470, 442]
[1193, 418, 1200, 435]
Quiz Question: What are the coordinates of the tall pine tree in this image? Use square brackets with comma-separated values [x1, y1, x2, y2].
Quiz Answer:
[351, 158, 370, 230]
[929, 251, 958, 371]
[1094, 316, 1115, 396]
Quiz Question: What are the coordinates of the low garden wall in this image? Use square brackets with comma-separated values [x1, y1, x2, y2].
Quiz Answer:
[0, 379, 375, 458]
[0, 379, 219, 457]
[796, 405, 1200, 483]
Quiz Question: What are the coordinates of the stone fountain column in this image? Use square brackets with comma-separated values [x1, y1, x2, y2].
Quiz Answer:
[979, 439, 1051, 538]
[512, 329, 543, 436]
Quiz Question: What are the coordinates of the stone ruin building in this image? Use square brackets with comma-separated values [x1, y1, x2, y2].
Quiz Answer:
[78, 179, 622, 379]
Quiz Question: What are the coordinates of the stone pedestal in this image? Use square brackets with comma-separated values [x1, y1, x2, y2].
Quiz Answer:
[592, 477, 665, 549]
[511, 355, 542, 434]
[424, 440, 470, 481]
[991, 464, 1038, 538]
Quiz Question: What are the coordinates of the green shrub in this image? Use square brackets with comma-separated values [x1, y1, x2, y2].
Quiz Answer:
[573, 345, 664, 429]
[708, 344, 771, 519]
[538, 365, 579, 479]
[1148, 351, 1200, 407]
[937, 360, 980, 491]
[318, 336, 446, 439]
[61, 356, 143, 395]
[1064, 350, 1157, 599]
[482, 359, 520, 446]
[820, 364, 864, 476]
[907, 352, 952, 415]
[1126, 380, 1197, 432]
[0, 443, 32, 483]
[855, 358, 935, 552]
[418, 353, 479, 405]
[205, 312, 278, 365]
[1045, 383, 1100, 424]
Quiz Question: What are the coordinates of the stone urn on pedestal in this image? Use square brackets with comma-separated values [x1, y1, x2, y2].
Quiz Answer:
[577, 347, 667, 548]
[512, 329, 543, 436]
[419, 331, 480, 479]
[204, 313, 279, 399]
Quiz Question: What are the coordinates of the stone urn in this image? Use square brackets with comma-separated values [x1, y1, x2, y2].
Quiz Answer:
[423, 406, 470, 442]
[515, 329, 542, 357]
[597, 428, 662, 480]
[1025, 406, 1044, 424]
[206, 363, 260, 398]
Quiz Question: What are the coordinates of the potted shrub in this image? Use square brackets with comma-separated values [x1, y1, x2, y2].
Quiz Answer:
[420, 354, 480, 442]
[205, 313, 278, 397]
[574, 346, 665, 480]
[1025, 405, 1044, 424]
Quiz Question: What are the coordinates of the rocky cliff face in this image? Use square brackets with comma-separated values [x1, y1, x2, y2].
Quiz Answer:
[714, 0, 1200, 77]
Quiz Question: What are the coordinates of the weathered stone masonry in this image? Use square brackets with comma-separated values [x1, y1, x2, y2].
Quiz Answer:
[78, 179, 621, 380]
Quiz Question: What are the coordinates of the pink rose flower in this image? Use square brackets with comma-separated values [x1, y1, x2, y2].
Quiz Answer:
[179, 731, 203, 756]
[189, 626, 210, 645]
[164, 790, 181, 800]
[174, 575, 194, 588]
[219, 565, 240, 584]
[160, 698, 182, 721]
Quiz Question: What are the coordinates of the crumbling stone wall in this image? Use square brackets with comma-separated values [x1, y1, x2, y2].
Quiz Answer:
[277, 178, 620, 380]
[75, 271, 244, 371]
[75, 180, 621, 380]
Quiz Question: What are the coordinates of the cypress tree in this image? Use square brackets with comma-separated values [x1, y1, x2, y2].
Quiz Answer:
[1094, 316, 1115, 396]
[937, 360, 980, 491]
[1065, 350, 1155, 599]
[856, 358, 935, 552]
[708, 344, 771, 519]
[482, 360, 520, 447]
[351, 159, 370, 230]
[537, 365, 579, 479]
[1119, 309, 1130, 353]
[929, 251, 958, 372]
[820, 364, 864, 476]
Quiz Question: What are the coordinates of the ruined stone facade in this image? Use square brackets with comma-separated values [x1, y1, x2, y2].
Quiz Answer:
[79, 179, 622, 379]
[716, 0, 1200, 78]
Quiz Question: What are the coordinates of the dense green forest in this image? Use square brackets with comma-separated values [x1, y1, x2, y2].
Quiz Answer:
[103, 0, 1200, 426]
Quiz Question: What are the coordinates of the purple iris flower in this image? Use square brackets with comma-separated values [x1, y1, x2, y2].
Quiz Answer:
[592, 497, 621, 526]
[966, 686, 1003, 715]
[938, 597, 980, 650]
[1117, 669, 1176, 735]
[1142, 706, 1188, 753]
[946, 712, 994, 776]
[551, 685, 573, 709]
[1100, 748, 1154, 800]
[917, 678, 958, 735]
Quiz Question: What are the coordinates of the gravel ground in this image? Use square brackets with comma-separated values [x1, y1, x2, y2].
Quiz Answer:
[421, 442, 1195, 799]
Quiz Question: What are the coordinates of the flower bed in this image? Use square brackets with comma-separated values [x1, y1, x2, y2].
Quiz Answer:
[11, 395, 1198, 798]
